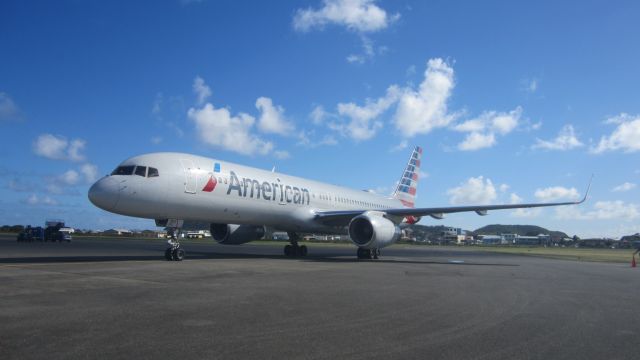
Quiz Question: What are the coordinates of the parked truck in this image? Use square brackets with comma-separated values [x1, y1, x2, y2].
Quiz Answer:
[44, 220, 72, 242]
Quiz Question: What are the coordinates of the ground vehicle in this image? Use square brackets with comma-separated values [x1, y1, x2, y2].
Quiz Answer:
[16, 226, 44, 242]
[44, 220, 72, 242]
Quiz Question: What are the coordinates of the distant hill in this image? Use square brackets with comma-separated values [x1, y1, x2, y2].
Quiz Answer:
[473, 224, 568, 238]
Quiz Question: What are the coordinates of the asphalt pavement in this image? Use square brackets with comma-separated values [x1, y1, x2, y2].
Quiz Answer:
[1, 234, 638, 359]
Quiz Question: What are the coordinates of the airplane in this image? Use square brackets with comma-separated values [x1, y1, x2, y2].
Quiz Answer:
[88, 146, 589, 261]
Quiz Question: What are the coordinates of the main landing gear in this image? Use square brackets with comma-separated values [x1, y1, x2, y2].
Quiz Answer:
[164, 228, 185, 261]
[284, 232, 308, 258]
[357, 248, 380, 260]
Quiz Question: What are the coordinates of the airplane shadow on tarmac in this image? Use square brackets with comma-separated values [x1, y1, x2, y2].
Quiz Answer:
[0, 250, 518, 267]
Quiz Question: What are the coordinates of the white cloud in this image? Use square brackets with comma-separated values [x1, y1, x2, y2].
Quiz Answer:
[67, 139, 86, 162]
[394, 58, 456, 137]
[453, 107, 522, 151]
[556, 201, 639, 221]
[59, 170, 80, 185]
[193, 76, 212, 105]
[274, 150, 291, 160]
[612, 182, 636, 192]
[509, 192, 541, 218]
[499, 184, 510, 193]
[337, 85, 401, 140]
[390, 139, 408, 152]
[532, 124, 583, 151]
[33, 134, 68, 160]
[447, 176, 497, 205]
[80, 163, 99, 183]
[534, 186, 580, 201]
[293, 0, 398, 33]
[188, 103, 275, 157]
[297, 131, 338, 148]
[310, 105, 328, 125]
[25, 194, 57, 206]
[591, 113, 640, 153]
[255, 97, 294, 135]
[33, 134, 86, 162]
[0, 92, 21, 121]
[521, 78, 538, 93]
[458, 132, 496, 151]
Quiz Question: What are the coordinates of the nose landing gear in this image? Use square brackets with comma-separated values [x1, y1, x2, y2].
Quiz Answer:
[165, 227, 185, 261]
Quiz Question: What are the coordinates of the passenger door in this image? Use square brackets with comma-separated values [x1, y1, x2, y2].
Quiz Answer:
[180, 159, 197, 194]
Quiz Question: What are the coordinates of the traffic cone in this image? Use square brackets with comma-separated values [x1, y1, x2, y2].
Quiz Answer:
[632, 255, 637, 268]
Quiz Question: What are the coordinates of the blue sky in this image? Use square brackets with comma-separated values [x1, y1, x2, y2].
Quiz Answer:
[1, 0, 639, 237]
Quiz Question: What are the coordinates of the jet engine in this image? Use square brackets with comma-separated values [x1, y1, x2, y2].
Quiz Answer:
[348, 212, 401, 249]
[210, 223, 265, 245]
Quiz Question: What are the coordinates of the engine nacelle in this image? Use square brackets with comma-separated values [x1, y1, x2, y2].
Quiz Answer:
[348, 212, 401, 249]
[210, 223, 265, 245]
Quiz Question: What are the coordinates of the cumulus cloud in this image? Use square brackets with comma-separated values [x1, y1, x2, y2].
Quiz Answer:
[591, 113, 640, 153]
[532, 124, 583, 151]
[255, 97, 295, 135]
[394, 58, 456, 137]
[80, 163, 99, 183]
[556, 201, 639, 220]
[193, 76, 212, 105]
[453, 107, 522, 151]
[534, 186, 580, 201]
[188, 103, 275, 156]
[310, 105, 328, 125]
[297, 131, 338, 148]
[33, 134, 86, 162]
[612, 182, 636, 192]
[59, 170, 80, 185]
[447, 176, 497, 205]
[337, 85, 401, 140]
[0, 92, 21, 121]
[293, 0, 398, 33]
[509, 192, 541, 218]
[25, 194, 57, 206]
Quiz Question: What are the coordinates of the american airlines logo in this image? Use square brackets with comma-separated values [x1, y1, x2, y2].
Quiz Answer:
[202, 170, 310, 205]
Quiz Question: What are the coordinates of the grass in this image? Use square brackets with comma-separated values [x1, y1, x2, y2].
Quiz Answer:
[476, 246, 636, 263]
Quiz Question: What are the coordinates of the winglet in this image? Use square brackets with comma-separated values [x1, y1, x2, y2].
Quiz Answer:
[578, 174, 593, 204]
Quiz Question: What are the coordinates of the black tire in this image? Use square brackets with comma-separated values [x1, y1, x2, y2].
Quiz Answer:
[284, 245, 292, 257]
[300, 245, 308, 257]
[173, 248, 185, 261]
[164, 248, 173, 261]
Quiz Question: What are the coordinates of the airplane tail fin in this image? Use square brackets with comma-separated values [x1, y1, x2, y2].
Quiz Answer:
[392, 146, 422, 208]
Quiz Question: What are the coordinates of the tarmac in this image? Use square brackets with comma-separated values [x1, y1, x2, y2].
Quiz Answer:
[1, 234, 639, 360]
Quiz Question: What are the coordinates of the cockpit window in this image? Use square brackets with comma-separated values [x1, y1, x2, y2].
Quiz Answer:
[111, 166, 135, 175]
[135, 166, 147, 177]
[148, 167, 159, 177]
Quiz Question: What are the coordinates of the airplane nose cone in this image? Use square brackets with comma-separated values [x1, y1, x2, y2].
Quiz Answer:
[88, 177, 120, 211]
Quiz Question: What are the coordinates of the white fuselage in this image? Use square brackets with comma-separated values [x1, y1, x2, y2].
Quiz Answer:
[89, 152, 406, 233]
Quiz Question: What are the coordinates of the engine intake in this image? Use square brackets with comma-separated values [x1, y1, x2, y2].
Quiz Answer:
[348, 212, 401, 249]
[210, 224, 265, 245]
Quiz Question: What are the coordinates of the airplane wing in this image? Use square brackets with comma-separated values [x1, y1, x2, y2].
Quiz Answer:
[314, 180, 591, 227]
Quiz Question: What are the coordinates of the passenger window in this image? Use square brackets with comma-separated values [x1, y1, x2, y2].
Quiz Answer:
[135, 166, 147, 177]
[112, 166, 135, 175]
[148, 167, 159, 177]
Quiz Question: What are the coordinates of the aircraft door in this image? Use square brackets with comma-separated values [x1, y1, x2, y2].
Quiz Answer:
[180, 159, 197, 194]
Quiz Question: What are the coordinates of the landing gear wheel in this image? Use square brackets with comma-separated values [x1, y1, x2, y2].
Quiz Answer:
[284, 245, 293, 257]
[164, 248, 173, 261]
[299, 245, 308, 257]
[357, 248, 371, 259]
[172, 248, 185, 261]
